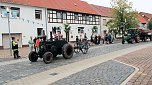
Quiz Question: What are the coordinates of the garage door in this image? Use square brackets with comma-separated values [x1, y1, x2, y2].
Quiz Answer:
[2, 33, 22, 49]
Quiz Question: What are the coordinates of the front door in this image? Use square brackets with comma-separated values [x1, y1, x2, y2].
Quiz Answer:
[2, 33, 22, 49]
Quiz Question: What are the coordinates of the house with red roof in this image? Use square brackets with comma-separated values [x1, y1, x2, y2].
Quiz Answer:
[91, 4, 151, 36]
[91, 5, 113, 36]
[139, 12, 152, 21]
[0, 0, 100, 49]
[139, 12, 152, 29]
[137, 14, 148, 29]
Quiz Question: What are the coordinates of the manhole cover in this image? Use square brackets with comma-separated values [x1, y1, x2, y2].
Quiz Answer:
[49, 73, 58, 76]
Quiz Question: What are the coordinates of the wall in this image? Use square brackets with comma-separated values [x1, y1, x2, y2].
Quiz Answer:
[47, 23, 100, 41]
[0, 3, 46, 47]
[100, 16, 112, 37]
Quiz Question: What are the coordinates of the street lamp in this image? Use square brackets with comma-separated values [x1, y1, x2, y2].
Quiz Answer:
[6, 6, 12, 56]
[121, 22, 125, 44]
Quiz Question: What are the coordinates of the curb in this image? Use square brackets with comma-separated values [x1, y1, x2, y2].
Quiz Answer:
[113, 60, 139, 85]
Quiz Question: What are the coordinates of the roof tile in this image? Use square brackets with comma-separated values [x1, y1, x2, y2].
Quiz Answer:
[91, 4, 113, 17]
[0, 0, 99, 15]
[137, 14, 148, 23]
[139, 12, 152, 19]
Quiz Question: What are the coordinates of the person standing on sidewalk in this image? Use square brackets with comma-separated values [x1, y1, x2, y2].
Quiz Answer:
[12, 37, 21, 59]
[90, 33, 94, 45]
[28, 36, 34, 52]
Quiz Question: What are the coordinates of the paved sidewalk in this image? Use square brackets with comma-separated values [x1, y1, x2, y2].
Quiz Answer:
[51, 60, 135, 85]
[115, 46, 152, 85]
[0, 47, 29, 59]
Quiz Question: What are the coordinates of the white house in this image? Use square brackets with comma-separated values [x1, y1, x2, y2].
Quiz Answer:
[0, 3, 46, 49]
[0, 0, 100, 49]
[91, 5, 113, 37]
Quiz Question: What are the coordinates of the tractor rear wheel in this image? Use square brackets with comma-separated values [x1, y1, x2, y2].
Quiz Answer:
[62, 44, 74, 59]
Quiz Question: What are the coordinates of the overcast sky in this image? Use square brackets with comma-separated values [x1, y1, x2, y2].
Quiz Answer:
[82, 0, 151, 13]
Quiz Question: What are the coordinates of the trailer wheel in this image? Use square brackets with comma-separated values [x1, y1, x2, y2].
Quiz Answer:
[43, 52, 53, 64]
[62, 44, 74, 59]
[29, 51, 38, 62]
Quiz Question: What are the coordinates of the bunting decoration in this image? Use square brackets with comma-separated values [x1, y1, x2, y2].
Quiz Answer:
[19, 18, 44, 26]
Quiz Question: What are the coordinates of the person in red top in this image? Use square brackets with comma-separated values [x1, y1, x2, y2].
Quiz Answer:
[35, 37, 40, 51]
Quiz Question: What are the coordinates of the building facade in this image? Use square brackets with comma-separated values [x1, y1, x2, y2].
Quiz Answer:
[0, 0, 100, 49]
[91, 5, 113, 37]
[137, 14, 148, 29]
[139, 12, 152, 29]
[0, 3, 46, 49]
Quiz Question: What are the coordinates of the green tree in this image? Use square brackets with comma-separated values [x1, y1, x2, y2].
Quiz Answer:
[107, 0, 139, 35]
[64, 23, 71, 42]
[148, 18, 152, 30]
[92, 26, 98, 33]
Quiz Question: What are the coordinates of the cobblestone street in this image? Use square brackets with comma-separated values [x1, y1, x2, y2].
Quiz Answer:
[51, 60, 135, 85]
[0, 42, 152, 85]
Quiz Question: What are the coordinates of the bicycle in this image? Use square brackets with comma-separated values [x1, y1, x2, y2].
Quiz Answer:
[74, 39, 89, 54]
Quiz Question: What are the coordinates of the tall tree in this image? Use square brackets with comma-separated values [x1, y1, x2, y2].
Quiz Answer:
[148, 18, 152, 30]
[107, 0, 139, 34]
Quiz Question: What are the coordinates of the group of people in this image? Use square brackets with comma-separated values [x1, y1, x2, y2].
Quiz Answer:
[28, 31, 64, 53]
[52, 31, 64, 41]
[76, 33, 87, 43]
[75, 32, 115, 47]
[103, 32, 114, 44]
[11, 31, 114, 59]
[90, 32, 114, 45]
[90, 34, 101, 45]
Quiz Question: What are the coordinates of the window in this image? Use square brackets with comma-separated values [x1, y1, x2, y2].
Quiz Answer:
[142, 23, 146, 28]
[103, 19, 107, 26]
[78, 27, 84, 33]
[37, 28, 43, 36]
[35, 10, 42, 19]
[57, 27, 61, 32]
[86, 15, 89, 21]
[75, 13, 78, 21]
[63, 12, 67, 20]
[0, 6, 7, 17]
[11, 7, 20, 18]
[48, 10, 63, 23]
[82, 15, 86, 21]
[1, 6, 20, 18]
[57, 12, 62, 19]
[47, 10, 100, 25]
[92, 16, 96, 21]
[52, 27, 57, 34]
[89, 15, 92, 21]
